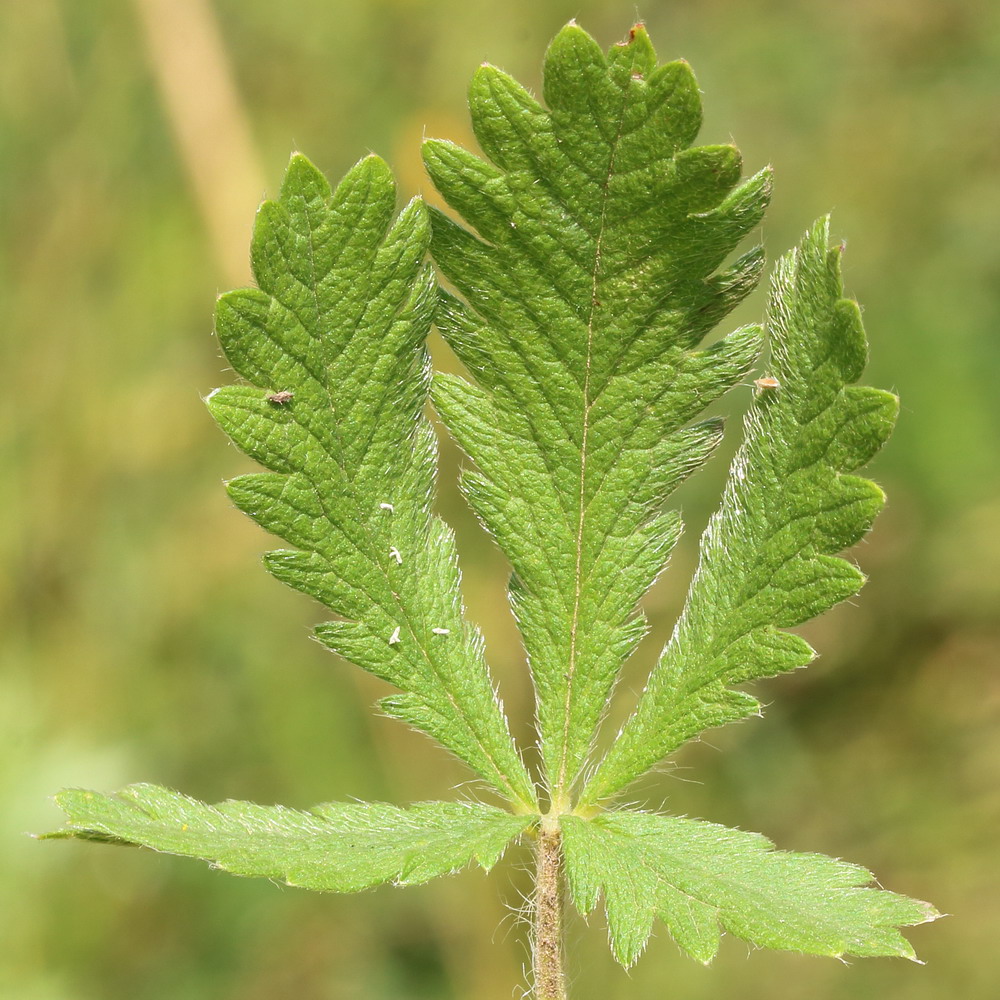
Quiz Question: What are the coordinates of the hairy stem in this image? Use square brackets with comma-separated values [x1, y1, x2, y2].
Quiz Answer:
[533, 822, 567, 1000]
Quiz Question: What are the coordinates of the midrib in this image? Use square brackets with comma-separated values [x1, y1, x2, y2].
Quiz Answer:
[553, 104, 629, 807]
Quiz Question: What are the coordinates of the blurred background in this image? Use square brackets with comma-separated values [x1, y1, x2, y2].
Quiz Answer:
[2, 1, 998, 997]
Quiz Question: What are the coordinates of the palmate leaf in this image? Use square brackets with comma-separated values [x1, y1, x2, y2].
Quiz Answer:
[44, 785, 532, 891]
[581, 217, 899, 806]
[561, 811, 938, 966]
[205, 152, 535, 810]
[425, 22, 770, 805]
[44, 21, 937, 982]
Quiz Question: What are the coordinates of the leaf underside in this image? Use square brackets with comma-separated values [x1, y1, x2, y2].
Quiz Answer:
[44, 785, 533, 891]
[205, 152, 534, 809]
[562, 811, 938, 966]
[426, 22, 771, 804]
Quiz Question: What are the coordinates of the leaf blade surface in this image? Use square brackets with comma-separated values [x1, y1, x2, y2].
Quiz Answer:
[425, 23, 771, 802]
[208, 152, 535, 808]
[45, 785, 534, 892]
[582, 217, 898, 805]
[561, 811, 937, 966]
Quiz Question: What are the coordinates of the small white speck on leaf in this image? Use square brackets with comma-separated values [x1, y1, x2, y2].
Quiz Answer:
[380, 502, 394, 512]
[432, 628, 450, 635]
[388, 626, 401, 645]
[389, 547, 403, 564]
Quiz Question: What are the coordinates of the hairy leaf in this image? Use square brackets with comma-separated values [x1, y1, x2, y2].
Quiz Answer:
[581, 217, 898, 805]
[44, 785, 533, 890]
[206, 153, 535, 809]
[44, 22, 937, 981]
[425, 23, 770, 804]
[562, 811, 937, 966]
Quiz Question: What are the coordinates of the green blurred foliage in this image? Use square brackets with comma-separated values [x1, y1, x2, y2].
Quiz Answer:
[1, 0, 997, 997]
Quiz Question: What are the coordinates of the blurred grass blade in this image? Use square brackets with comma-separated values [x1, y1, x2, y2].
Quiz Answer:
[133, 0, 265, 284]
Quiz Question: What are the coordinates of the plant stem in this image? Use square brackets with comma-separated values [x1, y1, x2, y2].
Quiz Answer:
[533, 821, 567, 1000]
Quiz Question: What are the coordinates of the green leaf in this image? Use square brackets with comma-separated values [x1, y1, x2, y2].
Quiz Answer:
[581, 217, 899, 806]
[561, 811, 938, 966]
[44, 785, 534, 892]
[42, 22, 938, 983]
[206, 152, 535, 810]
[424, 22, 770, 805]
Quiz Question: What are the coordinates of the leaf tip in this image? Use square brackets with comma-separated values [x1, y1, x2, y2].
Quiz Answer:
[756, 162, 776, 191]
[916, 900, 945, 925]
[279, 151, 332, 204]
[744, 163, 776, 201]
[547, 20, 604, 62]
[469, 61, 520, 109]
[420, 136, 455, 170]
[352, 151, 394, 183]
[802, 214, 833, 257]
[606, 23, 660, 82]
[399, 192, 430, 227]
